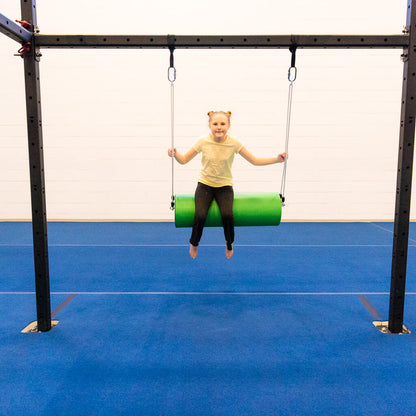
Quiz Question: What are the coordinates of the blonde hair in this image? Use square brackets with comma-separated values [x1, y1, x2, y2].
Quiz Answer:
[207, 110, 232, 123]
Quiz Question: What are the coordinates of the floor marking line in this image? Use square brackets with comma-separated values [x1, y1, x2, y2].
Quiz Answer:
[370, 222, 394, 234]
[0, 243, 406, 248]
[371, 222, 416, 244]
[57, 291, 393, 296]
[58, 291, 402, 296]
[2, 291, 416, 296]
[358, 295, 382, 319]
[51, 294, 76, 318]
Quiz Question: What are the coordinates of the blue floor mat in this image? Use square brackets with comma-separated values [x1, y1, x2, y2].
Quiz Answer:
[0, 222, 415, 415]
[1, 293, 416, 415]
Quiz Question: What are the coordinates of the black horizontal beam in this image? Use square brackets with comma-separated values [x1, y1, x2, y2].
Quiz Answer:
[35, 34, 409, 49]
[0, 13, 32, 43]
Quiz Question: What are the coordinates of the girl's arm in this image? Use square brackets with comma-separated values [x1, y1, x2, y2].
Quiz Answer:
[168, 147, 198, 165]
[239, 147, 287, 166]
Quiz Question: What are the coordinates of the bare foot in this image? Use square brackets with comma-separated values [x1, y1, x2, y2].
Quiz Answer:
[189, 244, 198, 259]
[225, 246, 233, 259]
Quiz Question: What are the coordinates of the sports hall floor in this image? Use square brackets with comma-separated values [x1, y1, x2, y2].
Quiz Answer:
[0, 221, 415, 415]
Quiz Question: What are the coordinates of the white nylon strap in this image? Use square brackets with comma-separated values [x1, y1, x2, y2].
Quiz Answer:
[168, 62, 176, 210]
[280, 65, 297, 205]
[170, 79, 175, 209]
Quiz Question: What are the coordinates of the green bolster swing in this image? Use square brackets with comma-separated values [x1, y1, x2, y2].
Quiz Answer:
[174, 192, 282, 228]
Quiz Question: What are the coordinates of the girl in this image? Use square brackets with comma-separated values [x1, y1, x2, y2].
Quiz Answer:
[168, 110, 287, 259]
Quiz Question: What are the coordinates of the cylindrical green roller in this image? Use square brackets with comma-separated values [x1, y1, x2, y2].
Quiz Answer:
[174, 193, 282, 227]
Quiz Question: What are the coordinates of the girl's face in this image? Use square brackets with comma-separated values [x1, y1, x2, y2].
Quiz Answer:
[209, 114, 230, 141]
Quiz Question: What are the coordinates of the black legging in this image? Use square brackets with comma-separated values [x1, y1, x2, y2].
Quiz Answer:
[189, 182, 234, 249]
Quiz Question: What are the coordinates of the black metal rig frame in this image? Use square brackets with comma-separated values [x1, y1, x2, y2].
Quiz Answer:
[1, 1, 415, 333]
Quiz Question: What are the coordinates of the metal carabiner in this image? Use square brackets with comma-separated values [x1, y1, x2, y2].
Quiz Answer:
[168, 66, 176, 83]
[288, 66, 297, 83]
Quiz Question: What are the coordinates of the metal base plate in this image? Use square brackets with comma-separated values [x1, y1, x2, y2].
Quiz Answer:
[373, 321, 411, 334]
[21, 320, 59, 333]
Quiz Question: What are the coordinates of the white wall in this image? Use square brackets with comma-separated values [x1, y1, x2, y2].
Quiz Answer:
[0, 0, 413, 221]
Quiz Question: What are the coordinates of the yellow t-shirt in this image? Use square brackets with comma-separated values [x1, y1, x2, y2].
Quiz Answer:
[192, 134, 243, 187]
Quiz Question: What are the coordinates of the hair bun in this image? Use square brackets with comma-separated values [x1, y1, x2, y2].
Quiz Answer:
[207, 110, 232, 122]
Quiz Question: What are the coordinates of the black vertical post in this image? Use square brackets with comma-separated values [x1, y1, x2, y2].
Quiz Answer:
[21, 0, 51, 332]
[388, 0, 416, 333]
